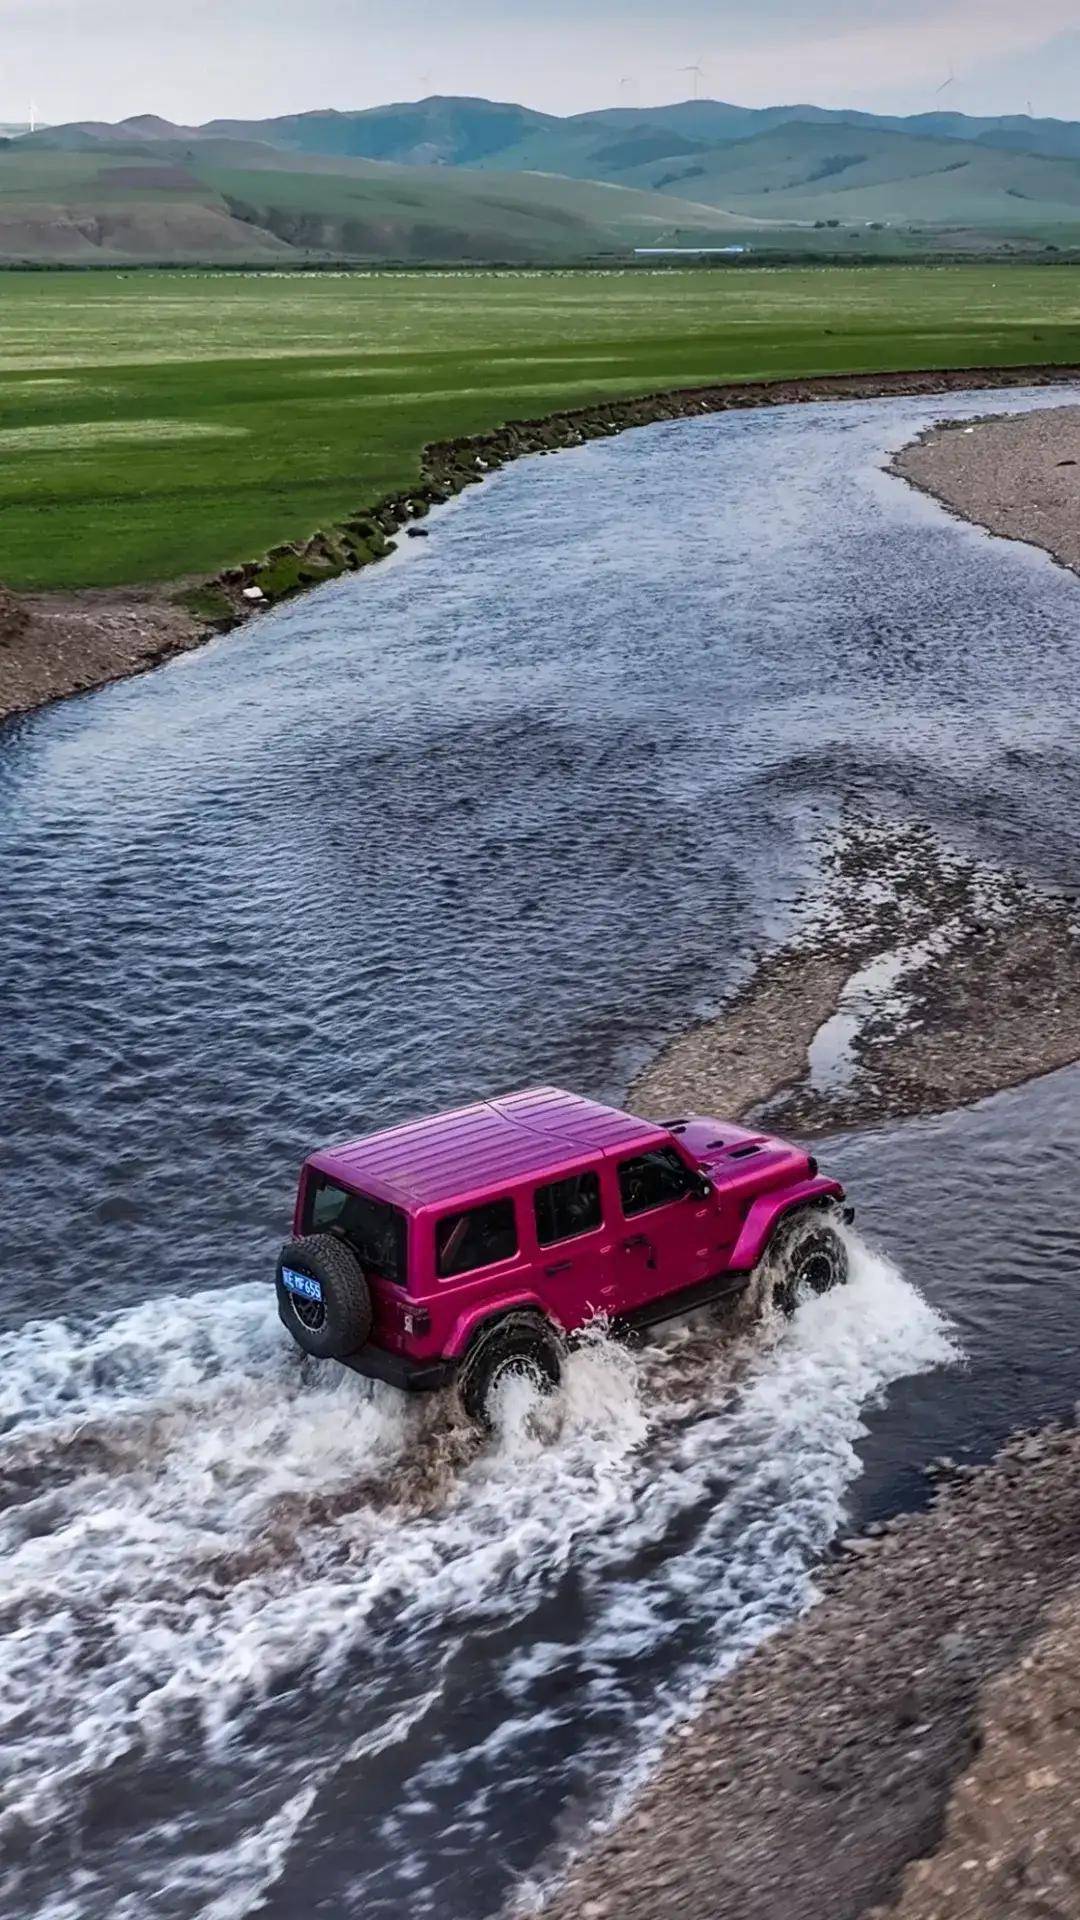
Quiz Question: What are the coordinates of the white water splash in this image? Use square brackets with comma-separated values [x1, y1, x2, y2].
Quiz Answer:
[0, 1238, 954, 1919]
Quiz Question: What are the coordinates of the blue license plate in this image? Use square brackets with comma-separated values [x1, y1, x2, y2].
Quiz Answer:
[282, 1267, 323, 1303]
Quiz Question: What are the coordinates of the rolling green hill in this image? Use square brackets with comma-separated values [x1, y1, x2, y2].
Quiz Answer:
[467, 113, 1080, 238]
[18, 93, 1080, 261]
[0, 139, 768, 264]
[567, 100, 1080, 161]
[464, 118, 712, 181]
[25, 99, 562, 166]
[614, 122, 1080, 230]
[205, 97, 559, 165]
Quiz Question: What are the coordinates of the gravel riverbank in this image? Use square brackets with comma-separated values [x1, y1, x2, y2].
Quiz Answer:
[894, 402, 1080, 574]
[632, 817, 1080, 1135]
[539, 1423, 1080, 1920]
[0, 584, 202, 720]
[6, 361, 1080, 724]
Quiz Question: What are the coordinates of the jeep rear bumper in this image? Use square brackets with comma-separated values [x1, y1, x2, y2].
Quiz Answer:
[338, 1344, 457, 1392]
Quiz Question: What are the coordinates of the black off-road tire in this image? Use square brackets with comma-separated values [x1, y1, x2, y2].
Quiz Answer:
[767, 1209, 850, 1318]
[458, 1312, 566, 1430]
[276, 1233, 372, 1360]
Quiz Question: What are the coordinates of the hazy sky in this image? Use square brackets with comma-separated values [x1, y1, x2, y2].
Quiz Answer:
[4, 0, 1080, 126]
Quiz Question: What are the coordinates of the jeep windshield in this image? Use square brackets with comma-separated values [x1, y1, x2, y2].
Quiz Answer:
[305, 1175, 407, 1286]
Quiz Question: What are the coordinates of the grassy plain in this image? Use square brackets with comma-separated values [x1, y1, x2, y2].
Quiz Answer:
[3, 263, 1080, 592]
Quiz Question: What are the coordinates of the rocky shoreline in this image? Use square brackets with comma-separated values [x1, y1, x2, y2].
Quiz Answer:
[6, 359, 1080, 725]
[539, 1421, 1080, 1920]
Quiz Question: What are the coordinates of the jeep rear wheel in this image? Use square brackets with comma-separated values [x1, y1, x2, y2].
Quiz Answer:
[768, 1211, 849, 1318]
[276, 1233, 372, 1360]
[458, 1313, 565, 1430]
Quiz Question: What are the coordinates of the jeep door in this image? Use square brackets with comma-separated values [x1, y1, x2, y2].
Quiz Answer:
[527, 1163, 613, 1329]
[611, 1145, 718, 1312]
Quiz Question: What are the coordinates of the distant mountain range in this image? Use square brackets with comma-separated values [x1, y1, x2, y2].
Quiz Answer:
[34, 96, 1080, 167]
[6, 94, 1080, 264]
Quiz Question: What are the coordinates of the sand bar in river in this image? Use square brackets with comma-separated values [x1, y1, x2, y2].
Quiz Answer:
[893, 400, 1080, 573]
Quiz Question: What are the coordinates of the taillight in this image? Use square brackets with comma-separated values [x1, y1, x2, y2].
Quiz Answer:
[403, 1306, 431, 1337]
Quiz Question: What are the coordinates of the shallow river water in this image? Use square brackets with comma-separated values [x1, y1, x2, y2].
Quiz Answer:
[2, 386, 1080, 1918]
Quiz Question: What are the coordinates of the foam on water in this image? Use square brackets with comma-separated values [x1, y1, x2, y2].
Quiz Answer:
[0, 1238, 954, 1918]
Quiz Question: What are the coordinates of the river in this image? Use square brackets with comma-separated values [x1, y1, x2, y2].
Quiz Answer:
[2, 386, 1079, 1918]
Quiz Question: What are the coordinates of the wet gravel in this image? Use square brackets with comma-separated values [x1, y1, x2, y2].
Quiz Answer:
[633, 819, 1080, 1135]
[541, 1424, 1080, 1920]
[875, 1582, 1080, 1920]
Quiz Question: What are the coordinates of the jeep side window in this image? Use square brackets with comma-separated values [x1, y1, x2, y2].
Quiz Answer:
[437, 1197, 518, 1278]
[618, 1147, 694, 1217]
[534, 1170, 602, 1246]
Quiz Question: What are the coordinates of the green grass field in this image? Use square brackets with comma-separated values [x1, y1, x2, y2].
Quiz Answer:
[4, 263, 1080, 593]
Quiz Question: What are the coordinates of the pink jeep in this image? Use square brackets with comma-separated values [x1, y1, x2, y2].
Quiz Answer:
[275, 1087, 850, 1424]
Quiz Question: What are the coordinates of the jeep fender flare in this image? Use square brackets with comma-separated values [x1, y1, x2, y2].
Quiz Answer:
[445, 1293, 559, 1362]
[728, 1178, 846, 1274]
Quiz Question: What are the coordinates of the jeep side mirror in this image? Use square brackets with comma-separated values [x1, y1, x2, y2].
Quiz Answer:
[692, 1173, 713, 1200]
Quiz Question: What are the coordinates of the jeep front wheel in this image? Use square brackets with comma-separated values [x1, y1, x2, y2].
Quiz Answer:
[458, 1312, 565, 1429]
[768, 1211, 849, 1317]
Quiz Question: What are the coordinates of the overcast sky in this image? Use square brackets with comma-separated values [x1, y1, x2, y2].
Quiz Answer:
[4, 0, 1080, 126]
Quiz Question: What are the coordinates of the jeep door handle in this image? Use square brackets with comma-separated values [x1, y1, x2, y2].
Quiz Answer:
[544, 1260, 572, 1276]
[622, 1234, 657, 1268]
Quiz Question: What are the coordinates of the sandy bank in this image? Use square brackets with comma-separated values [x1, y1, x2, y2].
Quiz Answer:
[894, 402, 1080, 573]
[632, 817, 1080, 1136]
[539, 1423, 1080, 1920]
[6, 361, 1080, 726]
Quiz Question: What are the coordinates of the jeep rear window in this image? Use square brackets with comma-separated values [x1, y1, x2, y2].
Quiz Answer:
[534, 1171, 602, 1246]
[618, 1147, 694, 1217]
[436, 1198, 517, 1277]
[306, 1177, 407, 1285]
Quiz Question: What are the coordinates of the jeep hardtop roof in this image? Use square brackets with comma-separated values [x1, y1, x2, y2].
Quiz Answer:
[305, 1086, 668, 1212]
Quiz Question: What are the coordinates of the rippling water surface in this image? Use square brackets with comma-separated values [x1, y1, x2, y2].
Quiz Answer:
[2, 386, 1080, 1917]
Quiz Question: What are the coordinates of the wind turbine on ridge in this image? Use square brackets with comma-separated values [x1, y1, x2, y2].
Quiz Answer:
[679, 57, 706, 100]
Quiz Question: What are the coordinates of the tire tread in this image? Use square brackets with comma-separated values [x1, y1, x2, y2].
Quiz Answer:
[276, 1232, 373, 1358]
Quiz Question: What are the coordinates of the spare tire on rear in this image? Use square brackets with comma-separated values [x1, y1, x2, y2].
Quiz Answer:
[276, 1233, 372, 1359]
